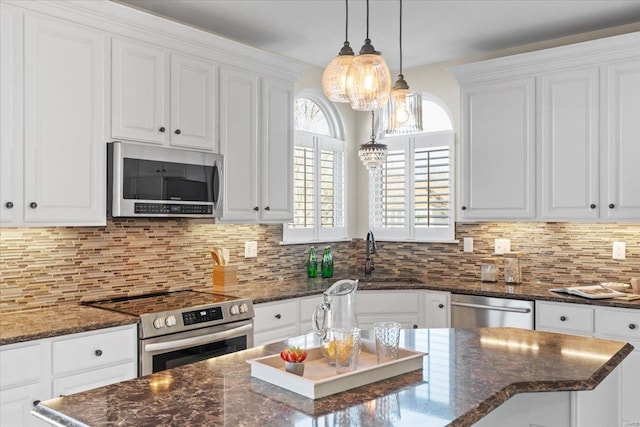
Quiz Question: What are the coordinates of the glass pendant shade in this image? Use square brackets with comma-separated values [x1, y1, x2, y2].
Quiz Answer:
[384, 84, 423, 135]
[322, 47, 355, 103]
[346, 48, 392, 111]
[359, 142, 388, 173]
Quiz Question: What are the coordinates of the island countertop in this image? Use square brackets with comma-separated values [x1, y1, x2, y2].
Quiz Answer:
[33, 327, 633, 427]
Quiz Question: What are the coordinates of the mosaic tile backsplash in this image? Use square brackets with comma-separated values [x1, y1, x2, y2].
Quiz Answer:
[1, 220, 638, 311]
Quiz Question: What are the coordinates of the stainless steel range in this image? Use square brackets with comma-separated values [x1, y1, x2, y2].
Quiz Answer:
[87, 290, 254, 376]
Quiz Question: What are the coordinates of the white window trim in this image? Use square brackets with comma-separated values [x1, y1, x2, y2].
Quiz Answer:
[370, 130, 456, 243]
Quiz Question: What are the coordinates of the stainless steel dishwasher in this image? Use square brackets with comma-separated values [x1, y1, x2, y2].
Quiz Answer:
[450, 294, 534, 329]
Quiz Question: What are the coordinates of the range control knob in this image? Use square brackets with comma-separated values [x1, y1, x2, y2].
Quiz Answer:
[153, 317, 165, 329]
[230, 305, 240, 315]
[239, 303, 249, 314]
[165, 315, 177, 327]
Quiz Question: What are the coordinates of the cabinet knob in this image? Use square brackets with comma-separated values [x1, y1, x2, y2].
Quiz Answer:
[33, 400, 41, 407]
[29, 202, 37, 209]
[275, 314, 281, 319]
[158, 127, 165, 133]
[253, 206, 259, 211]
[461, 206, 467, 211]
[174, 129, 181, 135]
[94, 349, 103, 357]
[590, 204, 596, 209]
[438, 304, 444, 309]
[264, 206, 270, 211]
[560, 316, 567, 322]
[5, 201, 13, 209]
[609, 203, 615, 209]
[630, 324, 637, 330]
[413, 324, 418, 329]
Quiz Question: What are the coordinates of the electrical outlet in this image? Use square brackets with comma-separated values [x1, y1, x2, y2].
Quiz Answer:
[244, 241, 257, 258]
[495, 238, 511, 254]
[612, 241, 626, 260]
[463, 237, 474, 253]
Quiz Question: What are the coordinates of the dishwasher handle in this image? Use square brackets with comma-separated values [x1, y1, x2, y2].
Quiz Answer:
[451, 301, 532, 314]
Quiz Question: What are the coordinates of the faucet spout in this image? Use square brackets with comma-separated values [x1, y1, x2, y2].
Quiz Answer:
[364, 231, 377, 278]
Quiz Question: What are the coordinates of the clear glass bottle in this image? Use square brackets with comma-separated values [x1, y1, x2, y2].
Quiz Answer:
[307, 246, 318, 278]
[321, 246, 334, 278]
[504, 252, 522, 284]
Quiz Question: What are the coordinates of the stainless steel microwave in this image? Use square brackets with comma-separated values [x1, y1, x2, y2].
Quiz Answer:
[107, 142, 223, 218]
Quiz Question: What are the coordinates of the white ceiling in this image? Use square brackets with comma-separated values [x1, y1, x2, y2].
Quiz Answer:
[115, 0, 640, 71]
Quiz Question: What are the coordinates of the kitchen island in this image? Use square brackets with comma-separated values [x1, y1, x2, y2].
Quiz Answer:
[33, 327, 632, 427]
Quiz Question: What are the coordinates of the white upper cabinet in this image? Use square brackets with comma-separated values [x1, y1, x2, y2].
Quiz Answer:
[603, 59, 640, 220]
[452, 32, 640, 222]
[220, 70, 296, 223]
[538, 67, 600, 220]
[0, 6, 107, 227]
[459, 77, 536, 220]
[111, 38, 217, 152]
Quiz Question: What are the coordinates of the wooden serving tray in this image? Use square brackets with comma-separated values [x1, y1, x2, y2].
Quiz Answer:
[247, 340, 426, 399]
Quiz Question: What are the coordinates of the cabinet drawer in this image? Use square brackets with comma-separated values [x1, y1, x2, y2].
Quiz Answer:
[536, 302, 595, 335]
[358, 291, 419, 314]
[254, 300, 298, 333]
[598, 308, 640, 342]
[0, 343, 41, 388]
[52, 326, 137, 376]
[53, 362, 136, 397]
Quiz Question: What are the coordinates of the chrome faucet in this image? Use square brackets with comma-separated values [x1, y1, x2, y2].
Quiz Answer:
[364, 231, 377, 278]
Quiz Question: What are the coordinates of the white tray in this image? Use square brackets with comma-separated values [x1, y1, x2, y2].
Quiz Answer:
[247, 340, 426, 399]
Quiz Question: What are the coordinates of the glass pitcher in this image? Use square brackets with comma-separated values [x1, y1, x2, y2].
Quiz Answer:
[312, 279, 359, 364]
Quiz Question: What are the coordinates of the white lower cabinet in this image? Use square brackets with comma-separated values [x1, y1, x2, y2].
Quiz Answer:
[299, 295, 324, 336]
[424, 290, 450, 328]
[536, 301, 639, 427]
[473, 391, 571, 427]
[253, 299, 299, 346]
[357, 291, 422, 330]
[0, 324, 137, 426]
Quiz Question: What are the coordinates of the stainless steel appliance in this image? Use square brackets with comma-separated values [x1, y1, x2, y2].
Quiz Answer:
[108, 141, 223, 218]
[87, 290, 253, 376]
[450, 294, 534, 329]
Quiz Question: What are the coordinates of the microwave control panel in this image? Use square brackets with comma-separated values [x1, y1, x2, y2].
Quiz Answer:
[134, 203, 212, 215]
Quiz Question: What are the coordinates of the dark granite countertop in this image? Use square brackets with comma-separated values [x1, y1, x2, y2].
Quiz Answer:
[0, 305, 138, 345]
[33, 328, 633, 427]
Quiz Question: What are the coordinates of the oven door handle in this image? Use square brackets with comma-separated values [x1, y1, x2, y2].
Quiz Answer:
[144, 323, 253, 353]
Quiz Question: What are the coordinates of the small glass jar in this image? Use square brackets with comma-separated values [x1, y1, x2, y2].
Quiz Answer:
[503, 252, 522, 284]
[480, 258, 499, 282]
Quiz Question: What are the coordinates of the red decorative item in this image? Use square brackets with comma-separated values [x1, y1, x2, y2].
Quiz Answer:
[280, 346, 308, 363]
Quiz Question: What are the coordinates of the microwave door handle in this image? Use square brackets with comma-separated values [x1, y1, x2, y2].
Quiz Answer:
[213, 159, 223, 208]
[144, 323, 252, 353]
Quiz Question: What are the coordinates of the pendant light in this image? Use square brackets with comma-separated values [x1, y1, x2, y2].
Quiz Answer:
[359, 111, 388, 173]
[322, 0, 355, 103]
[383, 0, 422, 135]
[346, 0, 392, 111]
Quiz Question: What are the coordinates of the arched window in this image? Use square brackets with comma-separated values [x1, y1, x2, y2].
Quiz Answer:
[284, 91, 347, 243]
[371, 93, 456, 242]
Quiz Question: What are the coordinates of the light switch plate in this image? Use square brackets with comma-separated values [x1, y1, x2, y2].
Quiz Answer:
[495, 238, 511, 254]
[244, 241, 258, 258]
[463, 237, 474, 253]
[612, 241, 626, 260]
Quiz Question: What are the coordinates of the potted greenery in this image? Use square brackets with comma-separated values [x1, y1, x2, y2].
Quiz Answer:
[280, 346, 308, 376]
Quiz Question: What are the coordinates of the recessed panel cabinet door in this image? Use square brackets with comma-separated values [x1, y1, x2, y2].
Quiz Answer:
[112, 38, 168, 145]
[219, 67, 259, 221]
[170, 53, 217, 152]
[539, 67, 600, 220]
[260, 78, 294, 221]
[460, 77, 536, 220]
[23, 14, 106, 224]
[604, 59, 640, 220]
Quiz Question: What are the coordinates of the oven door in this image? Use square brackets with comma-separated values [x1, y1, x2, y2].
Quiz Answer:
[140, 320, 253, 376]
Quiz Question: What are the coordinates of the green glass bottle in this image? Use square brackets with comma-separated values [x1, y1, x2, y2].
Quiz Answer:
[307, 246, 318, 278]
[321, 246, 333, 278]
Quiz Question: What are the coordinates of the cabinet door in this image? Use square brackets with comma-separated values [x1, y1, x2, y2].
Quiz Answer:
[539, 68, 600, 220]
[424, 291, 449, 328]
[112, 37, 168, 145]
[604, 59, 640, 220]
[219, 67, 259, 221]
[260, 78, 294, 221]
[0, 4, 22, 225]
[460, 78, 536, 220]
[253, 300, 299, 346]
[170, 53, 217, 152]
[53, 362, 136, 397]
[23, 14, 106, 225]
[621, 350, 640, 425]
[1, 382, 47, 427]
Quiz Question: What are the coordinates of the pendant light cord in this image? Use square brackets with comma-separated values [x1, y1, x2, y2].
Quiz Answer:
[366, 0, 370, 40]
[399, 0, 403, 74]
[370, 111, 376, 142]
[344, 0, 349, 43]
